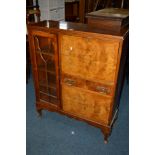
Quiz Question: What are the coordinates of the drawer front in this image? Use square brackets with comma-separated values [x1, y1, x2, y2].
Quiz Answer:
[62, 84, 111, 125]
[60, 35, 120, 83]
[62, 73, 113, 96]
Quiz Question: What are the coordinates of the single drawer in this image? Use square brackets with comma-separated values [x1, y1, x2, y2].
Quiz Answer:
[62, 84, 111, 125]
[61, 73, 113, 96]
[61, 73, 85, 88]
[86, 81, 112, 96]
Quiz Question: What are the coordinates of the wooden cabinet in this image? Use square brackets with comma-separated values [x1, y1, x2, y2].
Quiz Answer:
[28, 20, 128, 143]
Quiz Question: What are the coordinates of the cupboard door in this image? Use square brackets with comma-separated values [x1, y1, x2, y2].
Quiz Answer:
[62, 84, 111, 125]
[60, 35, 120, 83]
[31, 31, 60, 105]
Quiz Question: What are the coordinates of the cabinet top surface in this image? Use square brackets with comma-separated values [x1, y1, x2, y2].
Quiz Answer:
[28, 20, 128, 38]
[87, 8, 129, 19]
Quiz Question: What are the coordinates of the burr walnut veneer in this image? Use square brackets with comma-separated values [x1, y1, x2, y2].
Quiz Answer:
[28, 20, 128, 143]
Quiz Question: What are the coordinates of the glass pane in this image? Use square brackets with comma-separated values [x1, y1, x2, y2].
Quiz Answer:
[39, 85, 57, 97]
[33, 35, 58, 104]
[40, 92, 58, 104]
[34, 36, 55, 54]
[36, 53, 55, 73]
[37, 64, 57, 104]
[38, 70, 56, 86]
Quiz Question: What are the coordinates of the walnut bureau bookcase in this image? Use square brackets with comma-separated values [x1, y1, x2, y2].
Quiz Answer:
[28, 20, 128, 143]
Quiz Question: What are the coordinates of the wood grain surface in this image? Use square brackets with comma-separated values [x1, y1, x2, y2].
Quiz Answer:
[61, 73, 113, 96]
[62, 84, 111, 125]
[60, 35, 120, 83]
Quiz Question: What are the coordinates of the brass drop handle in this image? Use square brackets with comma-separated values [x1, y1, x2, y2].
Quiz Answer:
[64, 78, 76, 86]
[96, 86, 110, 94]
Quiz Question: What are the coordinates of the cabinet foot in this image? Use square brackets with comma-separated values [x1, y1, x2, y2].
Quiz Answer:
[104, 134, 109, 144]
[37, 109, 42, 117]
[101, 127, 111, 144]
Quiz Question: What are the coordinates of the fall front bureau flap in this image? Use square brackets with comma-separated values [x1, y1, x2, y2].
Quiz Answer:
[60, 34, 120, 84]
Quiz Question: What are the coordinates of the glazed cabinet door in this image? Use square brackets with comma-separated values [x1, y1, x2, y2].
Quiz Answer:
[29, 31, 60, 106]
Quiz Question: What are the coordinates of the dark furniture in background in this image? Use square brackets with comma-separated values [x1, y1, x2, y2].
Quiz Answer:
[79, 0, 129, 23]
[86, 8, 129, 31]
[26, 0, 40, 83]
[65, 1, 79, 22]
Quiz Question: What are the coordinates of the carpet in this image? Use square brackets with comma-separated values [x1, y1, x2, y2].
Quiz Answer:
[26, 76, 129, 155]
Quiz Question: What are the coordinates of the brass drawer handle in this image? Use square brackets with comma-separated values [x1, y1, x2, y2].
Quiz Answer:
[96, 86, 110, 94]
[64, 78, 76, 86]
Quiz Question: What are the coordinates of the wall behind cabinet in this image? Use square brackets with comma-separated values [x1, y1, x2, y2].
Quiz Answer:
[38, 0, 65, 21]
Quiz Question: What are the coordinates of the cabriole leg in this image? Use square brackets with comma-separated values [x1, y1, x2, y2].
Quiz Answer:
[37, 109, 42, 117]
[101, 127, 111, 144]
[104, 134, 109, 144]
